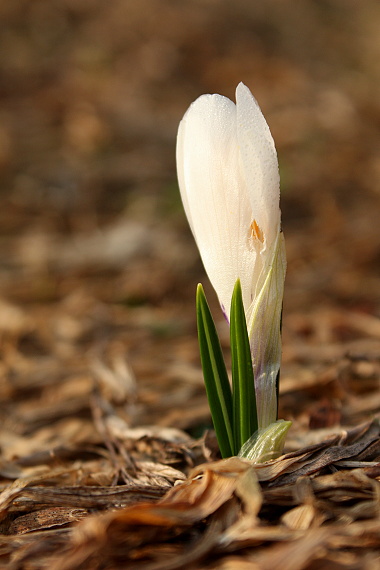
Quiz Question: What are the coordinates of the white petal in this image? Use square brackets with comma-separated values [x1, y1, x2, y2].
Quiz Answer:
[176, 92, 256, 317]
[236, 83, 280, 248]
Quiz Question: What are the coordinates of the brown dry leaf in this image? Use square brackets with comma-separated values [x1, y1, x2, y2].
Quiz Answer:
[10, 483, 167, 513]
[46, 461, 260, 570]
[250, 528, 332, 570]
[0, 422, 378, 569]
[41, 426, 379, 569]
[9, 507, 89, 535]
[0, 467, 78, 520]
[281, 503, 328, 530]
[209, 557, 261, 570]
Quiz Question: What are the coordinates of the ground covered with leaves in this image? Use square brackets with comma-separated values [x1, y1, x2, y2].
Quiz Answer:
[0, 1, 379, 568]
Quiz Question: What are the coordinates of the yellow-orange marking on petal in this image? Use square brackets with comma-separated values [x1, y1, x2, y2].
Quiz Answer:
[249, 220, 264, 243]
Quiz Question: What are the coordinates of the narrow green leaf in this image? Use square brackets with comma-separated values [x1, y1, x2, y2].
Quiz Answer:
[275, 307, 283, 420]
[196, 284, 234, 458]
[230, 279, 258, 453]
[275, 369, 280, 420]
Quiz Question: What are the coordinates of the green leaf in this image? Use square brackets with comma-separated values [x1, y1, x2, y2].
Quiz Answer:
[275, 307, 283, 420]
[196, 284, 234, 458]
[230, 279, 258, 452]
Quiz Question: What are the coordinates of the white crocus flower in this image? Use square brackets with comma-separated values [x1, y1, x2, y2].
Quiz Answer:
[176, 82, 286, 429]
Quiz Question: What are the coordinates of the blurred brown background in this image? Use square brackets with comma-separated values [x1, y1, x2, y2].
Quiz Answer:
[0, 0, 379, 436]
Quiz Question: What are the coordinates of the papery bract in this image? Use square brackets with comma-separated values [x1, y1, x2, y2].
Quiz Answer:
[176, 82, 286, 429]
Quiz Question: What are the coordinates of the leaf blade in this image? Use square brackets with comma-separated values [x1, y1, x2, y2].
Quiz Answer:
[196, 284, 234, 457]
[230, 279, 258, 452]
